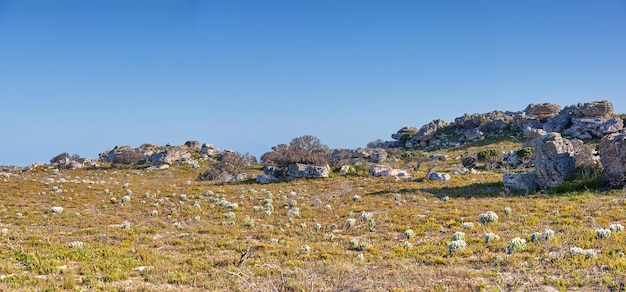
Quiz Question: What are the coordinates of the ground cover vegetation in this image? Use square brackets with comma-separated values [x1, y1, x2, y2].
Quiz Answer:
[1, 134, 625, 291]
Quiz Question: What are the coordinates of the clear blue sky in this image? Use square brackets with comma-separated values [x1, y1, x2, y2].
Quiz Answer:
[1, 1, 625, 166]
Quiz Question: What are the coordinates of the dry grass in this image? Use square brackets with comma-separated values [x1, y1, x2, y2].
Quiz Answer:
[1, 140, 625, 291]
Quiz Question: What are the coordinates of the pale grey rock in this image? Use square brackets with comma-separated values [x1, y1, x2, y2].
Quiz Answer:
[561, 100, 613, 118]
[427, 172, 451, 182]
[369, 148, 388, 163]
[599, 131, 626, 185]
[406, 119, 448, 147]
[503, 172, 538, 191]
[544, 115, 571, 132]
[184, 140, 200, 149]
[256, 175, 275, 184]
[288, 163, 330, 179]
[563, 116, 623, 139]
[525, 103, 560, 117]
[389, 169, 411, 178]
[392, 126, 419, 141]
[98, 145, 135, 163]
[200, 143, 221, 157]
[147, 146, 191, 165]
[370, 164, 393, 177]
[533, 133, 596, 188]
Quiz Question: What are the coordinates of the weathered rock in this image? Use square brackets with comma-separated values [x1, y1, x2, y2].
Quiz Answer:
[406, 119, 448, 147]
[370, 164, 393, 177]
[522, 127, 548, 148]
[503, 172, 538, 191]
[459, 128, 484, 142]
[146, 164, 170, 171]
[200, 143, 221, 157]
[392, 126, 419, 141]
[561, 100, 613, 118]
[599, 131, 626, 186]
[184, 140, 200, 149]
[533, 133, 596, 188]
[99, 146, 135, 163]
[288, 163, 330, 179]
[369, 149, 388, 163]
[525, 103, 560, 117]
[147, 146, 191, 165]
[389, 169, 411, 178]
[68, 161, 84, 170]
[427, 172, 451, 182]
[339, 165, 351, 174]
[256, 174, 279, 184]
[543, 114, 571, 132]
[563, 116, 623, 139]
[428, 154, 448, 161]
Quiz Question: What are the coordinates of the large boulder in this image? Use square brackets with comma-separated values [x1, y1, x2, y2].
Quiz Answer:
[599, 131, 626, 186]
[532, 132, 596, 189]
[287, 163, 330, 179]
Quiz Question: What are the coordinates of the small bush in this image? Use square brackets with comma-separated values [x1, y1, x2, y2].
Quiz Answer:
[198, 151, 254, 182]
[507, 237, 526, 254]
[479, 211, 498, 224]
[461, 155, 477, 169]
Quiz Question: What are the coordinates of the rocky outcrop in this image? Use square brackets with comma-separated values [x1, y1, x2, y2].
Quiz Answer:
[288, 163, 331, 179]
[406, 119, 448, 148]
[533, 133, 596, 188]
[200, 143, 221, 157]
[562, 116, 623, 139]
[330, 148, 387, 164]
[147, 146, 190, 165]
[505, 132, 597, 190]
[599, 131, 626, 186]
[390, 100, 622, 151]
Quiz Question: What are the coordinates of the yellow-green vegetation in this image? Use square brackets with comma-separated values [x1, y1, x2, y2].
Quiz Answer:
[1, 139, 625, 291]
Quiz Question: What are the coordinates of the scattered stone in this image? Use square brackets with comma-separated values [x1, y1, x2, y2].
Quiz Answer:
[427, 172, 451, 182]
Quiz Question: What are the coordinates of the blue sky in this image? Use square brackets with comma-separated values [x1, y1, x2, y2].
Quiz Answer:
[1, 1, 625, 166]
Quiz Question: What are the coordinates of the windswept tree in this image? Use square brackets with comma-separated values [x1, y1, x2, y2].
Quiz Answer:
[198, 151, 255, 182]
[261, 135, 331, 170]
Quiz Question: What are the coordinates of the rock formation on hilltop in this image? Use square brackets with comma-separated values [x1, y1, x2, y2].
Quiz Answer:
[385, 100, 623, 151]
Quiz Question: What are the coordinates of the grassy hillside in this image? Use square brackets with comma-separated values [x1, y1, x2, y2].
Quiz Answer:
[1, 137, 625, 291]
